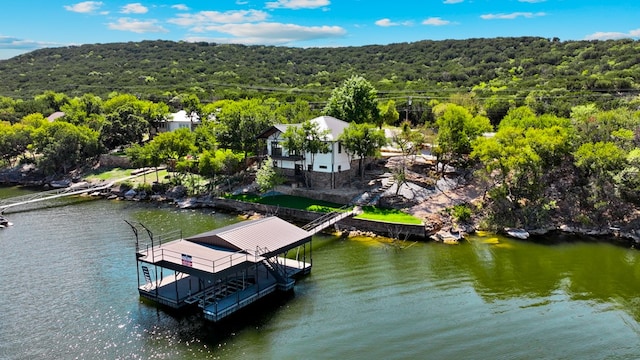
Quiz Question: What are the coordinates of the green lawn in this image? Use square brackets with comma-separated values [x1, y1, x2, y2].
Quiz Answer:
[84, 167, 134, 181]
[226, 194, 344, 212]
[354, 206, 424, 225]
[226, 194, 423, 225]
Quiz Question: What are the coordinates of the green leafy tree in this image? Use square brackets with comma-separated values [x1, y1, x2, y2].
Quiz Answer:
[216, 99, 274, 160]
[31, 121, 101, 175]
[378, 99, 399, 128]
[256, 156, 284, 192]
[101, 103, 148, 149]
[323, 75, 380, 124]
[435, 103, 492, 164]
[152, 127, 196, 166]
[0, 122, 32, 166]
[338, 122, 387, 180]
[282, 120, 330, 187]
[61, 94, 105, 129]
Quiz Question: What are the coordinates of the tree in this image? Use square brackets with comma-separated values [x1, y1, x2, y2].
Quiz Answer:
[101, 103, 148, 149]
[435, 103, 492, 164]
[323, 75, 379, 124]
[378, 99, 399, 128]
[0, 122, 32, 166]
[61, 94, 104, 129]
[31, 121, 102, 175]
[282, 120, 330, 187]
[152, 128, 196, 166]
[216, 99, 274, 160]
[338, 122, 387, 180]
[256, 156, 283, 192]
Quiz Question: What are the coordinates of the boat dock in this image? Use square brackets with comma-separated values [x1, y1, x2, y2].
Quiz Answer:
[131, 216, 318, 322]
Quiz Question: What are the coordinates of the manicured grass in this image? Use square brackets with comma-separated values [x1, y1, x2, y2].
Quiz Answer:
[227, 194, 423, 225]
[227, 194, 344, 212]
[84, 167, 133, 181]
[355, 206, 424, 225]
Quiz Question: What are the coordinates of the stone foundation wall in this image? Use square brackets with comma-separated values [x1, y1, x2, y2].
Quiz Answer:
[278, 159, 360, 189]
[99, 154, 132, 168]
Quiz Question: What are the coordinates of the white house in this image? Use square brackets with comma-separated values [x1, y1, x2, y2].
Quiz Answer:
[155, 110, 200, 134]
[257, 116, 359, 189]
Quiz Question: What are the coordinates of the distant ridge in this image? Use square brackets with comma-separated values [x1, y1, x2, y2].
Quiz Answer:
[0, 37, 638, 104]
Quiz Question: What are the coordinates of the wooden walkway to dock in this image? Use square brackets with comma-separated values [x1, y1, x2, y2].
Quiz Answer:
[302, 206, 359, 235]
[0, 182, 113, 213]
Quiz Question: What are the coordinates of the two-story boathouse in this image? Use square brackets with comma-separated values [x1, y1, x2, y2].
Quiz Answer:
[132, 216, 313, 322]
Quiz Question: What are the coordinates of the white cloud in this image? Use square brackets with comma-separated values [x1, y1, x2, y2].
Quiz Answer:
[265, 0, 330, 9]
[171, 4, 189, 11]
[108, 18, 169, 33]
[186, 22, 345, 45]
[64, 1, 104, 13]
[481, 12, 546, 20]
[375, 18, 412, 27]
[443, 0, 463, 4]
[0, 35, 62, 50]
[169, 10, 269, 28]
[375, 19, 395, 27]
[585, 30, 640, 40]
[422, 17, 451, 26]
[121, 3, 148, 14]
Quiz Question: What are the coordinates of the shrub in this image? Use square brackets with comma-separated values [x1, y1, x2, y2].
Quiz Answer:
[451, 203, 473, 222]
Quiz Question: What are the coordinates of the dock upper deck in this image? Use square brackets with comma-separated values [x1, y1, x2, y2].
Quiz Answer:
[137, 239, 259, 276]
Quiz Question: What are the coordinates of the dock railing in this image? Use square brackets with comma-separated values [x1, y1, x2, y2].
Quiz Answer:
[143, 246, 250, 272]
[302, 205, 356, 235]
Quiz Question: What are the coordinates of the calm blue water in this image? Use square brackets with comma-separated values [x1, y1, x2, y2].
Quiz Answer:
[1, 191, 640, 359]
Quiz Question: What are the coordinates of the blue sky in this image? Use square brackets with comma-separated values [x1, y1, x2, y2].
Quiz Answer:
[1, 0, 639, 59]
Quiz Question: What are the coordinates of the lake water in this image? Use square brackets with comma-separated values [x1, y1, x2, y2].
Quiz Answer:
[1, 189, 640, 359]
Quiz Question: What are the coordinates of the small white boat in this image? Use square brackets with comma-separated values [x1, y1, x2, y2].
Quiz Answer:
[0, 216, 12, 228]
[504, 228, 529, 239]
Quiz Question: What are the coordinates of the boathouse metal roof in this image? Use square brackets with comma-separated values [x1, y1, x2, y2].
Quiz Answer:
[137, 239, 256, 274]
[185, 216, 312, 257]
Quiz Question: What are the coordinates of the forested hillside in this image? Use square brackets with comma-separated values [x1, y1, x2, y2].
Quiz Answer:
[1, 37, 639, 115]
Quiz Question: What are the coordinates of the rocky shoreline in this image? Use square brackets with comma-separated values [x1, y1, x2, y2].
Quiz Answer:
[2, 164, 639, 247]
[100, 183, 640, 247]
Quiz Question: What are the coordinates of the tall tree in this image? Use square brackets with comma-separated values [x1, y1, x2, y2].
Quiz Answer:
[435, 103, 492, 164]
[216, 99, 274, 160]
[338, 122, 387, 180]
[31, 121, 102, 175]
[282, 120, 330, 187]
[323, 75, 380, 124]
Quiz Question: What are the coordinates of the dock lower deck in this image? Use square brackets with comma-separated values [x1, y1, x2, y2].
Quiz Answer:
[139, 258, 311, 319]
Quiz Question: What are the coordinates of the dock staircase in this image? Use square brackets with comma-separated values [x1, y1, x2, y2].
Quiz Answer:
[257, 247, 295, 291]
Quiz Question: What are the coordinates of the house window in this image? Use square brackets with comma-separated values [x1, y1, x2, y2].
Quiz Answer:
[338, 165, 342, 172]
[319, 165, 327, 169]
[338, 141, 342, 154]
[308, 164, 313, 172]
[271, 141, 282, 157]
[273, 160, 278, 167]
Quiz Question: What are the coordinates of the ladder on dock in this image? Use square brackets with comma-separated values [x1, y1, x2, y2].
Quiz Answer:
[0, 181, 113, 213]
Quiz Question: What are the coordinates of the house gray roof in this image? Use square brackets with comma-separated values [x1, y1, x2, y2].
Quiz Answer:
[257, 116, 349, 141]
[309, 116, 350, 141]
[185, 216, 312, 257]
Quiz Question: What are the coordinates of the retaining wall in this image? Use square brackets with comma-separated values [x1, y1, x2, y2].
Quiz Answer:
[206, 197, 427, 240]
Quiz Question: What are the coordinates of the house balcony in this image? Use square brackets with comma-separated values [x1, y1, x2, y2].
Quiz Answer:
[271, 154, 304, 162]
